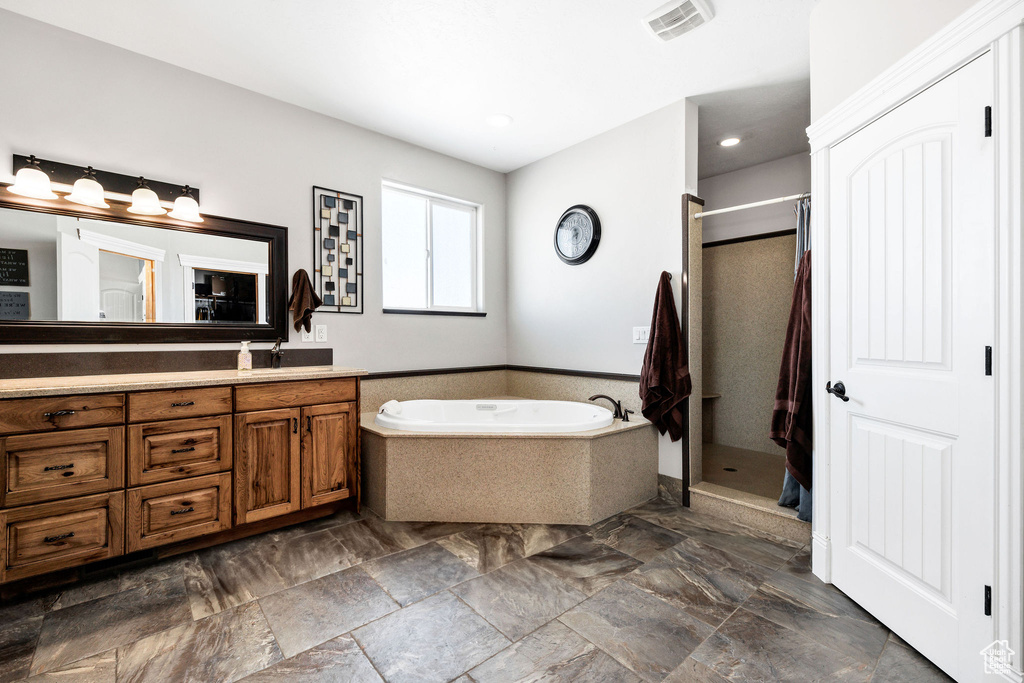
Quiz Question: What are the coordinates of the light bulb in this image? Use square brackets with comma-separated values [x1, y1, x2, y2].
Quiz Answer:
[7, 155, 57, 199]
[169, 186, 203, 222]
[128, 177, 166, 215]
[65, 167, 108, 208]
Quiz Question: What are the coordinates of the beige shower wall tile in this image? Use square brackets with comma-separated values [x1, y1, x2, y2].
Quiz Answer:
[702, 235, 796, 454]
[360, 370, 508, 413]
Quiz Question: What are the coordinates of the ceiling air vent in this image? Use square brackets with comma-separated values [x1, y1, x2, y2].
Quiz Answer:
[644, 0, 714, 41]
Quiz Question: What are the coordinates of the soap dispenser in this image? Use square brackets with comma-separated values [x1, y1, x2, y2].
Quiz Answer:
[238, 341, 252, 371]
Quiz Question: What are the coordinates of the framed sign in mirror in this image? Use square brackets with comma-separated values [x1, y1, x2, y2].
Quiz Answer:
[0, 186, 289, 344]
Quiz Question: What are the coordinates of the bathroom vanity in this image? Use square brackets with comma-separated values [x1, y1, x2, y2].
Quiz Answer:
[0, 367, 364, 584]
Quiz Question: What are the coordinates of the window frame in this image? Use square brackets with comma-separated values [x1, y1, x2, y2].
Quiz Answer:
[381, 181, 484, 316]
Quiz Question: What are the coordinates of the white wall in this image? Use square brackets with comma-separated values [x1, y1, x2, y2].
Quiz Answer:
[0, 10, 507, 371]
[506, 98, 698, 479]
[810, 0, 979, 120]
[699, 153, 810, 244]
[0, 210, 58, 320]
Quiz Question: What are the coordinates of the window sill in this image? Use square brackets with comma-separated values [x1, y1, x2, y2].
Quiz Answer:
[383, 308, 487, 318]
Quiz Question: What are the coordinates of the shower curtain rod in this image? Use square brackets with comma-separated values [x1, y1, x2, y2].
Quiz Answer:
[694, 192, 810, 219]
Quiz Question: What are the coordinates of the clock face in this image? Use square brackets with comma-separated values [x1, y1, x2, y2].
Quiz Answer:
[554, 205, 601, 265]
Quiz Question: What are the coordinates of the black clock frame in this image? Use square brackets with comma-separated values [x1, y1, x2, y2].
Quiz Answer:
[553, 204, 601, 265]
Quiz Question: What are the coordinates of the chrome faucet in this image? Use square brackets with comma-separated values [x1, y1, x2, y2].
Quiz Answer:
[271, 338, 284, 369]
[588, 394, 623, 420]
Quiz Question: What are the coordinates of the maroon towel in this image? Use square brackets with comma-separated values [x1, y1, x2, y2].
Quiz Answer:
[641, 271, 692, 441]
[287, 269, 322, 333]
[770, 251, 813, 490]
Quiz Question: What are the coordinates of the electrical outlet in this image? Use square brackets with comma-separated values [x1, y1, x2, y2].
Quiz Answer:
[315, 324, 327, 343]
[301, 327, 313, 342]
[633, 326, 650, 344]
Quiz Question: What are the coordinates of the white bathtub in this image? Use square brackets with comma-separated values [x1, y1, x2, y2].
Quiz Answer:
[374, 399, 614, 433]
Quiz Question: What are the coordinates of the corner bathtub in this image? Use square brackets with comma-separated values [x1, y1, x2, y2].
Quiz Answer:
[375, 399, 614, 433]
[363, 398, 657, 525]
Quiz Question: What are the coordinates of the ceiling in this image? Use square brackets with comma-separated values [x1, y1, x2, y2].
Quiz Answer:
[0, 0, 815, 173]
[694, 79, 811, 179]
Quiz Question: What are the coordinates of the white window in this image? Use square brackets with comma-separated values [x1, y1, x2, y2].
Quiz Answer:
[381, 182, 481, 313]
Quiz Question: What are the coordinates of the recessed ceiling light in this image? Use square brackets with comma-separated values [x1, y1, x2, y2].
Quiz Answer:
[485, 113, 513, 128]
[719, 137, 741, 147]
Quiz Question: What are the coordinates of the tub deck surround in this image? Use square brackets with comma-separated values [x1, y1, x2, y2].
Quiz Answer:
[0, 365, 367, 400]
[361, 408, 658, 526]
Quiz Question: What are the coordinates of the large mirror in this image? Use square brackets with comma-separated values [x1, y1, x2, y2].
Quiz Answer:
[0, 189, 288, 343]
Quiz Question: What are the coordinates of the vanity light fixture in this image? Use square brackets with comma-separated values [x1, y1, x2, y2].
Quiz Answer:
[64, 166, 109, 208]
[718, 137, 741, 147]
[7, 155, 58, 199]
[169, 185, 203, 223]
[128, 176, 166, 216]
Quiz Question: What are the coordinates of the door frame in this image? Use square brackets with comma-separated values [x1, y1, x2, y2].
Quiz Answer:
[807, 0, 1024, 675]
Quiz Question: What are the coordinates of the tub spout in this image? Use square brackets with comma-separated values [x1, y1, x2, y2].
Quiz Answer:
[588, 394, 623, 419]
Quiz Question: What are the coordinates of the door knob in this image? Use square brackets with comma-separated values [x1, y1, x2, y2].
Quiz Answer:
[826, 381, 850, 402]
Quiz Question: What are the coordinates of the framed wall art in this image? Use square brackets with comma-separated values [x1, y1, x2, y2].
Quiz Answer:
[312, 186, 363, 314]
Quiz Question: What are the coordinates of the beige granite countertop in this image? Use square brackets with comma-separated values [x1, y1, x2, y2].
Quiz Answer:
[360, 409, 654, 440]
[0, 365, 367, 399]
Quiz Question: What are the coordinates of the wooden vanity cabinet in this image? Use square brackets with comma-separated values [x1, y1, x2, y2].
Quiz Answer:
[0, 374, 361, 585]
[234, 378, 360, 524]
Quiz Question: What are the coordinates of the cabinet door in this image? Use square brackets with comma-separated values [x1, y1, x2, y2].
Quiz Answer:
[301, 403, 357, 508]
[233, 409, 301, 525]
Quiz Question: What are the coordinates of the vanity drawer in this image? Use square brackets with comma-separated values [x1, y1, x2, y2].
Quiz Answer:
[1, 427, 125, 507]
[128, 416, 232, 486]
[0, 394, 125, 436]
[128, 387, 232, 423]
[0, 492, 124, 584]
[126, 473, 231, 552]
[234, 378, 357, 412]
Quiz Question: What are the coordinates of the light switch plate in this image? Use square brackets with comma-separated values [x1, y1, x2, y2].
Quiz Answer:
[315, 324, 327, 343]
[633, 326, 650, 344]
[301, 327, 313, 342]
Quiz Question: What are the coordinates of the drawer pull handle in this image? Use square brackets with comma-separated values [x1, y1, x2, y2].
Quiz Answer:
[171, 447, 196, 454]
[44, 532, 75, 543]
[171, 401, 195, 407]
[43, 463, 75, 472]
[43, 410, 76, 418]
[170, 507, 195, 516]
[293, 417, 298, 434]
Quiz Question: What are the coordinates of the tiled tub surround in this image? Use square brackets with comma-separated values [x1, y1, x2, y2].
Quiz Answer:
[0, 497, 951, 682]
[362, 413, 657, 526]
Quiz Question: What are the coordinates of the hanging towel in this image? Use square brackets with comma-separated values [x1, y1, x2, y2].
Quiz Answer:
[770, 250, 813, 490]
[793, 197, 811, 279]
[641, 271, 692, 441]
[287, 269, 322, 333]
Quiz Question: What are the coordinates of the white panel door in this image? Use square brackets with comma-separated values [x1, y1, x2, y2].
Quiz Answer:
[828, 53, 995, 681]
[56, 231, 100, 321]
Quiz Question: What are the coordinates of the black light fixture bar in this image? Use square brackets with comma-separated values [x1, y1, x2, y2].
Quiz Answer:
[12, 155, 200, 204]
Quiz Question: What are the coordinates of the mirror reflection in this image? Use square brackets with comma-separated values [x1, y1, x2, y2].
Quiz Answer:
[0, 206, 270, 324]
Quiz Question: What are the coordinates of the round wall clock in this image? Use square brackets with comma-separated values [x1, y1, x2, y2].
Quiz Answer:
[553, 204, 601, 265]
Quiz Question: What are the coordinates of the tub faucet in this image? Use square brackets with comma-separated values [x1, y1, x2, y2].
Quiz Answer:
[271, 338, 284, 369]
[588, 394, 623, 419]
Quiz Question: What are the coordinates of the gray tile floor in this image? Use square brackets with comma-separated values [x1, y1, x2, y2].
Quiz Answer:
[0, 497, 952, 683]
